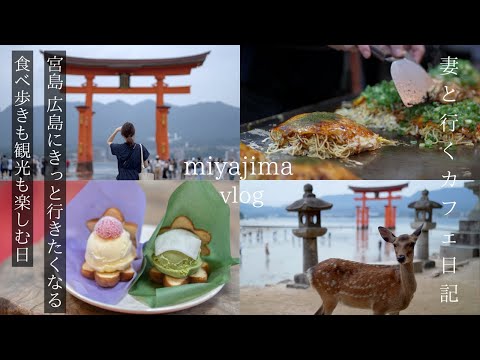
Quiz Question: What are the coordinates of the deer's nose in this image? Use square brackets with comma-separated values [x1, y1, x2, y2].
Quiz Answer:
[397, 255, 406, 263]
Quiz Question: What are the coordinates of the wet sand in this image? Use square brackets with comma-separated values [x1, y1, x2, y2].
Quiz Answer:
[240, 258, 480, 315]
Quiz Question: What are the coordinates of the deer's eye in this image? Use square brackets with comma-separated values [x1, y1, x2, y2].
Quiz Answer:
[393, 243, 397, 248]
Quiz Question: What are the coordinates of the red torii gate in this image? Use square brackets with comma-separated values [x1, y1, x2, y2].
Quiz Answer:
[44, 51, 209, 175]
[349, 183, 409, 230]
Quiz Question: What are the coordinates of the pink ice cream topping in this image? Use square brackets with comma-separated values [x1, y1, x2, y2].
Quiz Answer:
[94, 216, 123, 239]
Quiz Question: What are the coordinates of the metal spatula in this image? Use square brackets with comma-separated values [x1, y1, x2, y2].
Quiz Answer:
[370, 46, 434, 107]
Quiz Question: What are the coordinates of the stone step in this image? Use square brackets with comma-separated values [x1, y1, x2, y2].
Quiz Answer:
[440, 245, 480, 262]
[452, 232, 480, 246]
[459, 220, 480, 232]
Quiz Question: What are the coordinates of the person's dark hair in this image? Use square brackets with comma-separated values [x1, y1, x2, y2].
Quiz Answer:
[121, 122, 135, 146]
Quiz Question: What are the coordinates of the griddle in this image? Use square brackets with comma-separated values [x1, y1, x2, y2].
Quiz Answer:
[240, 95, 480, 180]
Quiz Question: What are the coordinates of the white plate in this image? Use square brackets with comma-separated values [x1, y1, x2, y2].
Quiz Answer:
[66, 224, 224, 314]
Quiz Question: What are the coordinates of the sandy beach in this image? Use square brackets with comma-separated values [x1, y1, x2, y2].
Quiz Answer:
[240, 257, 480, 315]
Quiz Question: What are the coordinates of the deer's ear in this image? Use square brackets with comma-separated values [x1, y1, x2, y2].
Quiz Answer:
[412, 223, 424, 238]
[378, 226, 396, 243]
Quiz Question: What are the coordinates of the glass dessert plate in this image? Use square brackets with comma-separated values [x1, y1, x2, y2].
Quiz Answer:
[66, 224, 224, 314]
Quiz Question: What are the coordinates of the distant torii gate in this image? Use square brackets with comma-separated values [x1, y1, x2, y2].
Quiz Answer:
[349, 183, 409, 230]
[44, 52, 209, 175]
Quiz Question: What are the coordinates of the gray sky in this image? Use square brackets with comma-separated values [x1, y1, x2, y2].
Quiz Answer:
[0, 45, 239, 110]
[241, 180, 466, 207]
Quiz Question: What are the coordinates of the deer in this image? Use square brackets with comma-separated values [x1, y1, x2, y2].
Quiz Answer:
[307, 224, 423, 315]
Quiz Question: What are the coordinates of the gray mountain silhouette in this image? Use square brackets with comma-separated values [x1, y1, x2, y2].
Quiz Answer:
[1, 100, 239, 155]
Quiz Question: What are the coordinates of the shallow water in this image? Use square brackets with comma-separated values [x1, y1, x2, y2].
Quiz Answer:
[68, 161, 117, 180]
[240, 216, 460, 286]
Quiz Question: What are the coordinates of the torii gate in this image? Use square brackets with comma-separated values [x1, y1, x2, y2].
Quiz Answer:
[349, 183, 409, 230]
[44, 51, 209, 175]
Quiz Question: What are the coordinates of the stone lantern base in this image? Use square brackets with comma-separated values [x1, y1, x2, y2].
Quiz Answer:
[411, 221, 436, 269]
[286, 273, 310, 289]
[442, 181, 480, 260]
[422, 259, 435, 269]
[440, 220, 480, 261]
[286, 228, 327, 290]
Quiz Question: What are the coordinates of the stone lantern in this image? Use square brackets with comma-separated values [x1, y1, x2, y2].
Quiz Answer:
[465, 180, 480, 221]
[408, 189, 442, 268]
[440, 181, 480, 261]
[286, 184, 333, 288]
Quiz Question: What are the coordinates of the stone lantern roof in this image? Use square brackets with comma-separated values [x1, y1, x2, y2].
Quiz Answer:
[286, 184, 333, 212]
[408, 189, 442, 210]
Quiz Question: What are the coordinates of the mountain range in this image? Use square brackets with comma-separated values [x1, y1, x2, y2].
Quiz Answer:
[0, 100, 240, 154]
[240, 187, 476, 219]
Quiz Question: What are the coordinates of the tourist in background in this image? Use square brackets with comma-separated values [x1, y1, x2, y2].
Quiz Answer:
[173, 158, 178, 179]
[1, 155, 8, 179]
[196, 157, 204, 180]
[168, 159, 174, 179]
[7, 157, 12, 177]
[180, 160, 186, 179]
[153, 155, 162, 180]
[228, 159, 235, 180]
[162, 159, 168, 179]
[41, 157, 46, 176]
[32, 157, 38, 177]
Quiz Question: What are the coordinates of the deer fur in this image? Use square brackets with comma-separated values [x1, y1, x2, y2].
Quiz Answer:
[307, 224, 423, 315]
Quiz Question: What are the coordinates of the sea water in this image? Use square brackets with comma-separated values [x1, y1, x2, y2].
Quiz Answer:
[240, 216, 460, 286]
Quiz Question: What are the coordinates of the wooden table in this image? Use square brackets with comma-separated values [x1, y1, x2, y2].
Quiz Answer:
[0, 251, 239, 315]
[0, 180, 240, 315]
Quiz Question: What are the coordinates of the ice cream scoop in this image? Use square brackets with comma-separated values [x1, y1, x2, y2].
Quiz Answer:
[85, 216, 136, 273]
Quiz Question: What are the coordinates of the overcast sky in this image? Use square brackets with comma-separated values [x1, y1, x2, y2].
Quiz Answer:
[241, 180, 466, 207]
[0, 45, 239, 110]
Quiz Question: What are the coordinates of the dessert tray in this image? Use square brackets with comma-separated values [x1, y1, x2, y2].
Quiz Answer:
[66, 224, 224, 314]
